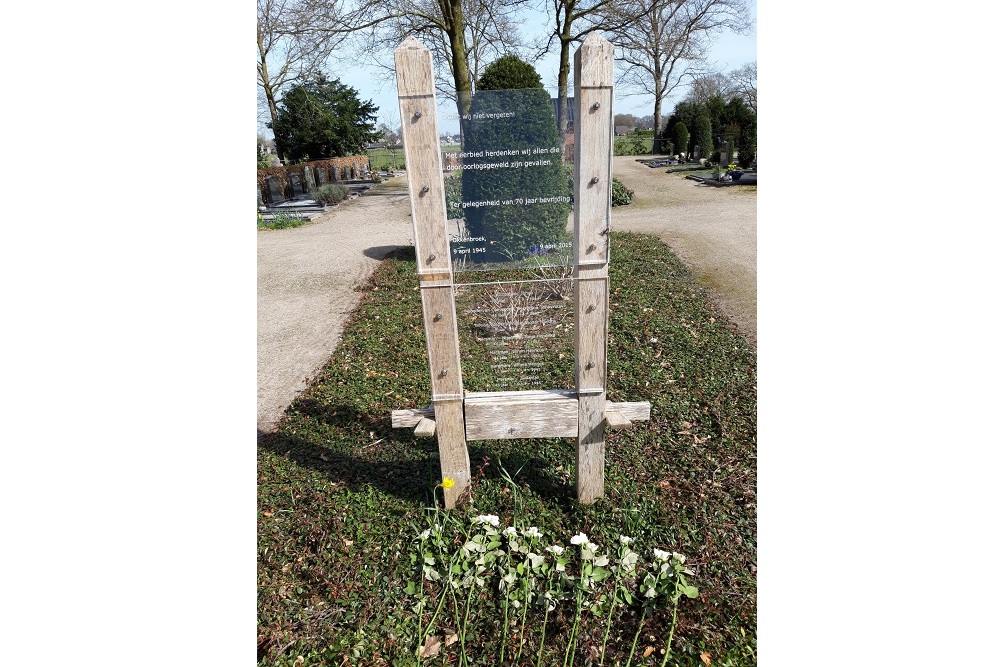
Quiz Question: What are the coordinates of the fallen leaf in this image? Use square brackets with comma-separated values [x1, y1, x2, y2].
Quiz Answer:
[420, 635, 441, 658]
[445, 633, 458, 647]
[262, 511, 273, 517]
[701, 652, 712, 666]
[643, 646, 654, 658]
[344, 540, 354, 547]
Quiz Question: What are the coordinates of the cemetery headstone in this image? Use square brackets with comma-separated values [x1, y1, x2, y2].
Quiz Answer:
[317, 166, 328, 186]
[289, 173, 303, 197]
[265, 175, 284, 204]
[303, 164, 316, 192]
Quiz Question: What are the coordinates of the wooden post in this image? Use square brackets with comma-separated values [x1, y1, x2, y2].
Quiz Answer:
[573, 33, 614, 504]
[394, 37, 470, 508]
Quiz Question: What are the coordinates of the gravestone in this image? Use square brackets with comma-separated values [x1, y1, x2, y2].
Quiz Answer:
[317, 166, 328, 186]
[719, 141, 729, 167]
[289, 173, 304, 197]
[389, 34, 650, 508]
[331, 165, 339, 181]
[303, 165, 316, 192]
[265, 175, 284, 204]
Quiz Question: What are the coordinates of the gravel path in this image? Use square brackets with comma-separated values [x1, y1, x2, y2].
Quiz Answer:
[257, 176, 413, 432]
[257, 161, 756, 431]
[611, 156, 757, 345]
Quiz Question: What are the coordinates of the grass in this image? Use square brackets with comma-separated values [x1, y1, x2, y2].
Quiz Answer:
[257, 233, 756, 665]
[258, 212, 310, 230]
[368, 145, 461, 171]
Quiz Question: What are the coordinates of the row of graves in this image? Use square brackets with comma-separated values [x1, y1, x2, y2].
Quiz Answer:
[388, 35, 650, 507]
[257, 157, 378, 218]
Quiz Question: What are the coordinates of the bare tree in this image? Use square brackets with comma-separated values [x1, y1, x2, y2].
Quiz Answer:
[257, 0, 348, 162]
[728, 60, 756, 112]
[535, 0, 637, 141]
[609, 0, 752, 154]
[685, 71, 735, 104]
[334, 0, 527, 134]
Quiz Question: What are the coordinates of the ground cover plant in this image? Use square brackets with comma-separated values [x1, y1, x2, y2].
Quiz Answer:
[258, 233, 756, 665]
[258, 212, 310, 230]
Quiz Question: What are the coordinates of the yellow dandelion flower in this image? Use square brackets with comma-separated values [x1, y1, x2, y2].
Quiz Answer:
[440, 477, 455, 489]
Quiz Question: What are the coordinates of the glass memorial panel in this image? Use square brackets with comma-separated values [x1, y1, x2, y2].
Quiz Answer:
[445, 88, 573, 272]
[447, 88, 577, 391]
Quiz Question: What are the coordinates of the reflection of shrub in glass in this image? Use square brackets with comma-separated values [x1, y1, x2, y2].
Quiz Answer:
[462, 57, 570, 264]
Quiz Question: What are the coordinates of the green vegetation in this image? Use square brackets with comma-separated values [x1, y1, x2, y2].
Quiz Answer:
[611, 178, 634, 206]
[270, 73, 380, 163]
[672, 122, 689, 156]
[367, 147, 405, 171]
[258, 212, 309, 230]
[312, 184, 350, 206]
[258, 233, 757, 666]
[614, 135, 652, 156]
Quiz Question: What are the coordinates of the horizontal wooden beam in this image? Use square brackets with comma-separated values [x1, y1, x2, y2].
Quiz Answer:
[391, 391, 650, 441]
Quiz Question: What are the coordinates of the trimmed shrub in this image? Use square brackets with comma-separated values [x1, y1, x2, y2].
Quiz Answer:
[313, 184, 349, 205]
[611, 178, 634, 206]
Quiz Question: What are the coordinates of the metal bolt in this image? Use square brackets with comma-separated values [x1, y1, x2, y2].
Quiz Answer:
[591, 176, 600, 184]
[593, 102, 601, 110]
[440, 369, 448, 377]
[414, 109, 422, 118]
[508, 427, 516, 434]
[434, 312, 443, 321]
[586, 304, 595, 313]
[586, 361, 595, 370]
[600, 226, 610, 236]
[429, 253, 437, 261]
[588, 244, 597, 252]
[421, 185, 429, 193]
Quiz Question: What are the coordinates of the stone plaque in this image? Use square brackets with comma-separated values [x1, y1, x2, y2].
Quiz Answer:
[265, 175, 284, 204]
[289, 173, 303, 196]
[303, 164, 316, 192]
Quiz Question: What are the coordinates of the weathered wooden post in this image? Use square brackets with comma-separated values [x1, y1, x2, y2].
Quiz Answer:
[573, 33, 615, 503]
[394, 37, 471, 508]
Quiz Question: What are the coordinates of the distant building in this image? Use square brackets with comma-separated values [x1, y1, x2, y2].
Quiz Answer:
[615, 126, 633, 136]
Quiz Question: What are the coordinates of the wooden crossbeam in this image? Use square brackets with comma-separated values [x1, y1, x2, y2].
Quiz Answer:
[391, 390, 650, 441]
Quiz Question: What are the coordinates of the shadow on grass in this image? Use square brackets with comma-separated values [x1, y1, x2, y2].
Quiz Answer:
[259, 396, 575, 507]
[362, 245, 406, 260]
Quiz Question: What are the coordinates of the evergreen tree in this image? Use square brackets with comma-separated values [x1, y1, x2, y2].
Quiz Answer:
[269, 74, 379, 163]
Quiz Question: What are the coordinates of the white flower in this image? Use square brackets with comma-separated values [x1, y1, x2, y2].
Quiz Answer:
[524, 526, 543, 539]
[570, 532, 589, 546]
[473, 514, 500, 527]
[671, 552, 686, 563]
[433, 523, 442, 533]
[653, 548, 670, 562]
[644, 587, 657, 598]
[503, 526, 518, 537]
[619, 535, 632, 545]
[419, 529, 430, 540]
[545, 544, 564, 556]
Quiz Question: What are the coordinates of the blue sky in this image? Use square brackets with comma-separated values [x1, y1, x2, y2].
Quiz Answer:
[264, 1, 756, 137]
